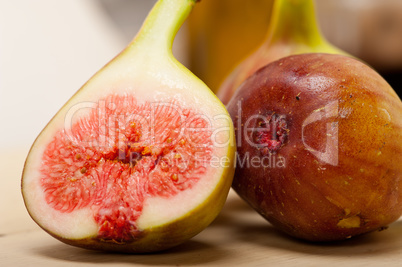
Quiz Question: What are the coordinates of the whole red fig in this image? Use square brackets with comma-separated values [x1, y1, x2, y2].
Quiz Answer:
[227, 53, 402, 242]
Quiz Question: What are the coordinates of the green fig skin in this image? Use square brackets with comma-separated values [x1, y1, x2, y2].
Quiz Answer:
[227, 53, 402, 242]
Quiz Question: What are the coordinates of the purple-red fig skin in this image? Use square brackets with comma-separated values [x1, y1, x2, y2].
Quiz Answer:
[227, 53, 402, 242]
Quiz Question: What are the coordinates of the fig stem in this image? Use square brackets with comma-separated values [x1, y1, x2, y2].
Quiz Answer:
[266, 0, 326, 47]
[128, 0, 197, 54]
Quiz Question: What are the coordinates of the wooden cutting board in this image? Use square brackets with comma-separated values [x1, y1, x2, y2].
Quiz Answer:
[2, 149, 402, 266]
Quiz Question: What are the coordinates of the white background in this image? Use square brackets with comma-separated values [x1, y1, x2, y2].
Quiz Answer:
[0, 0, 189, 153]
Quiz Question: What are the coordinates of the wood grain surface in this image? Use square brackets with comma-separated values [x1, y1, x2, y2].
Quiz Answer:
[2, 148, 402, 266]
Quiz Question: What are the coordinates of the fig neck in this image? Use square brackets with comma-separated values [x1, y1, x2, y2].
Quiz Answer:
[127, 0, 196, 56]
[265, 0, 326, 47]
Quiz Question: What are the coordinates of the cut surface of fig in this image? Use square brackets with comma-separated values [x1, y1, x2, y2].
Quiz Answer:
[22, 0, 235, 253]
[38, 94, 212, 243]
[228, 53, 402, 242]
[24, 93, 227, 242]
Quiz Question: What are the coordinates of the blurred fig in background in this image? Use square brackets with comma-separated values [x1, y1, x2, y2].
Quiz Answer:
[187, 0, 274, 92]
[217, 0, 347, 104]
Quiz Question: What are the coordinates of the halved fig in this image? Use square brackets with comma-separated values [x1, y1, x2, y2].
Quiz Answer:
[22, 0, 235, 253]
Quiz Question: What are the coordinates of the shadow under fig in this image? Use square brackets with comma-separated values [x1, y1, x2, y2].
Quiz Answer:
[210, 191, 402, 257]
[32, 239, 229, 265]
[32, 191, 402, 262]
[224, 206, 402, 256]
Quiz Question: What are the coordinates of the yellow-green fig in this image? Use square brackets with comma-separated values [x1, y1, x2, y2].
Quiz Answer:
[217, 0, 347, 104]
